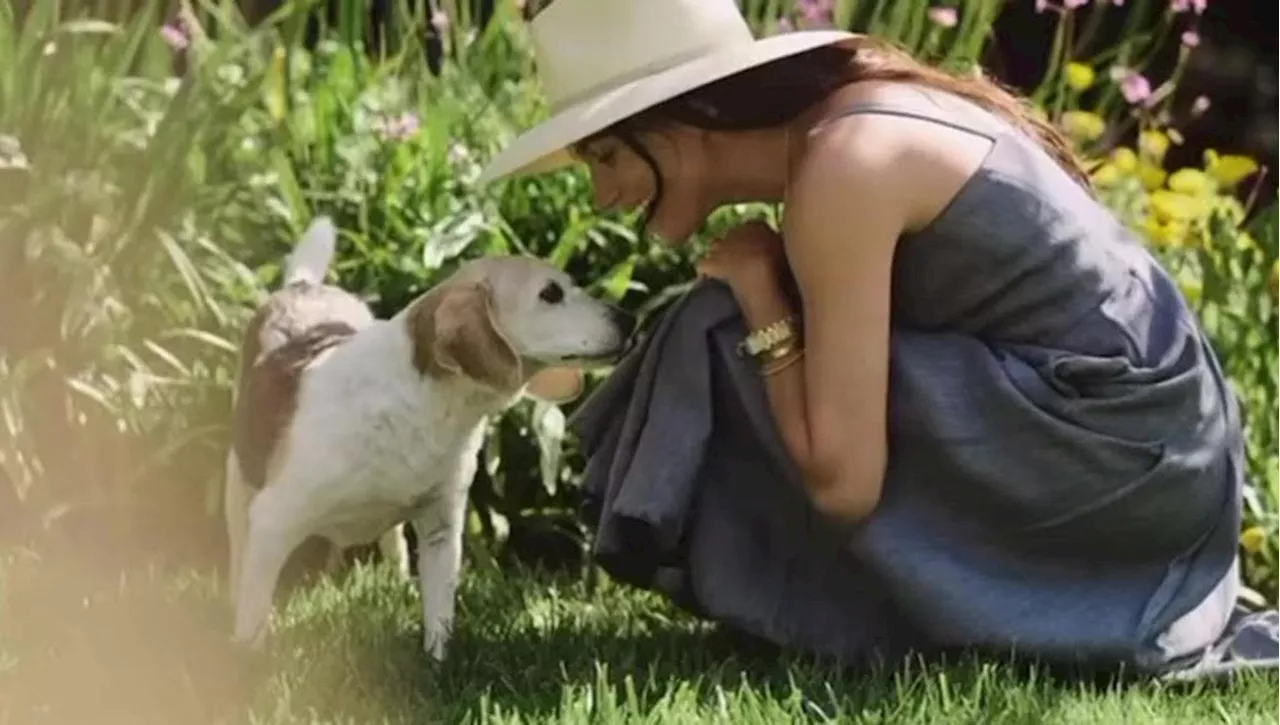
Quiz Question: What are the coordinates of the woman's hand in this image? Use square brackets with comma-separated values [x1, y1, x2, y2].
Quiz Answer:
[695, 220, 789, 311]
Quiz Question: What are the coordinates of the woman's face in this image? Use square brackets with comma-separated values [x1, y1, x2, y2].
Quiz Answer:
[574, 125, 713, 246]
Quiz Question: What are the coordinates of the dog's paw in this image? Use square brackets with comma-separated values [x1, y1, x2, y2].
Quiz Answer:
[423, 622, 453, 662]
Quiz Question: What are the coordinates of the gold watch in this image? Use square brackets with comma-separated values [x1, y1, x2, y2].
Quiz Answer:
[737, 316, 800, 359]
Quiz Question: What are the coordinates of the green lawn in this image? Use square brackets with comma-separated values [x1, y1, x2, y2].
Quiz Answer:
[1, 551, 1275, 725]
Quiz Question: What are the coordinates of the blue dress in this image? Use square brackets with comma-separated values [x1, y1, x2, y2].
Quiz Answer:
[815, 96, 1245, 670]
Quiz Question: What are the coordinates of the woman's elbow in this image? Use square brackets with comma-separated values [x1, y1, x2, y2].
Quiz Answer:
[804, 454, 886, 524]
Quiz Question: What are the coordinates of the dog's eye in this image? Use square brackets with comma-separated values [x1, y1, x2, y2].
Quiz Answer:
[538, 282, 564, 304]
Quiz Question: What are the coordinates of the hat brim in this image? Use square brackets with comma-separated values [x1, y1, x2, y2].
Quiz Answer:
[476, 30, 857, 186]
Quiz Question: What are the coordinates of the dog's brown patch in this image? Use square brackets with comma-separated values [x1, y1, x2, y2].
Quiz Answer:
[233, 313, 357, 491]
[405, 280, 522, 391]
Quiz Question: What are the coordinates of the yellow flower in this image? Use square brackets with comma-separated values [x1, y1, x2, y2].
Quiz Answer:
[1140, 216, 1161, 241]
[1149, 190, 1207, 223]
[1203, 150, 1260, 188]
[1139, 130, 1170, 161]
[1240, 526, 1267, 554]
[1060, 111, 1106, 142]
[1091, 162, 1120, 186]
[1065, 62, 1096, 92]
[1110, 147, 1138, 173]
[1139, 163, 1168, 191]
[1167, 168, 1214, 196]
[1213, 195, 1247, 225]
[1141, 216, 1189, 248]
[1155, 222, 1189, 247]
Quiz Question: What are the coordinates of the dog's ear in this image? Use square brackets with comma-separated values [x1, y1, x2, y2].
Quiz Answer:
[525, 366, 584, 404]
[409, 282, 522, 391]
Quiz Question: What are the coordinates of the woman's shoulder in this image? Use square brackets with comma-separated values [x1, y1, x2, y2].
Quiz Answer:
[792, 82, 996, 233]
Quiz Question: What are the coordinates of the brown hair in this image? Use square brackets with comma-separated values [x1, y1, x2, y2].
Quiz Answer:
[578, 36, 1094, 229]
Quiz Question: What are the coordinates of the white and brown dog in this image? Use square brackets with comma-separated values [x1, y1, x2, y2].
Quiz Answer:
[224, 216, 634, 659]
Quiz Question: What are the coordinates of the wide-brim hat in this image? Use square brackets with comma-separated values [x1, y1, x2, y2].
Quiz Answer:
[476, 0, 856, 186]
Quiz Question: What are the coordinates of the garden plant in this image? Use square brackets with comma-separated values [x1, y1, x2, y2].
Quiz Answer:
[0, 0, 1275, 722]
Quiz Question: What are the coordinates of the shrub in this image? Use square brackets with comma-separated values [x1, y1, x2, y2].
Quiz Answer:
[0, 2, 264, 559]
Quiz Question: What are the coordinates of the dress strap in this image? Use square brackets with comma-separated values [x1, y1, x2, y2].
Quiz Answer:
[821, 102, 999, 143]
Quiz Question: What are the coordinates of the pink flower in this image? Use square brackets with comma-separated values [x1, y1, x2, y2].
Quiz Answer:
[1034, 0, 1052, 12]
[374, 112, 420, 141]
[431, 9, 450, 31]
[1064, 0, 1090, 8]
[1180, 30, 1200, 47]
[1170, 0, 1206, 13]
[1119, 72, 1152, 105]
[159, 23, 189, 50]
[927, 7, 959, 27]
[797, 0, 834, 27]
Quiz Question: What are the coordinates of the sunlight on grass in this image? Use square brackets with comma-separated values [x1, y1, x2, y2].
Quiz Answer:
[1, 552, 1275, 725]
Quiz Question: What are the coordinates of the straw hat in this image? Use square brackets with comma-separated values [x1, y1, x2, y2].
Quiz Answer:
[476, 0, 855, 185]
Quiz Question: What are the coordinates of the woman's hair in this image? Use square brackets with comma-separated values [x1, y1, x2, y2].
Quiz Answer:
[577, 36, 1094, 230]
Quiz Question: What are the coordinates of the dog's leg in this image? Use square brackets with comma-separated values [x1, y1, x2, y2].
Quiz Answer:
[412, 493, 467, 661]
[223, 451, 251, 602]
[233, 485, 308, 648]
[378, 524, 411, 579]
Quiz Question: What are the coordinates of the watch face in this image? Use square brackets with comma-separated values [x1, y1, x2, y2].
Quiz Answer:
[737, 316, 800, 360]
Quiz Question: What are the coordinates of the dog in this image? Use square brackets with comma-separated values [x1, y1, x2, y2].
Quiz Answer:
[224, 216, 634, 659]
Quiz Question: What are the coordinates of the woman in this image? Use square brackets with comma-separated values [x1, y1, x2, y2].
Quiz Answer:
[478, 0, 1275, 676]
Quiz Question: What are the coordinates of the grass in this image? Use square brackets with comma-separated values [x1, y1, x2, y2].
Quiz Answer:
[0, 547, 1276, 725]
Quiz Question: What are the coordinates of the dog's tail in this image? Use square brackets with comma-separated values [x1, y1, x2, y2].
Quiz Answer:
[283, 215, 338, 286]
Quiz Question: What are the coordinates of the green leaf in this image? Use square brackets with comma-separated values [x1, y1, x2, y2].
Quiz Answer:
[163, 328, 238, 355]
[54, 19, 120, 37]
[421, 209, 488, 270]
[595, 256, 637, 302]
